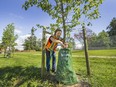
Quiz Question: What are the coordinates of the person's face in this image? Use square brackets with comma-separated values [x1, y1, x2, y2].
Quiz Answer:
[55, 31, 62, 37]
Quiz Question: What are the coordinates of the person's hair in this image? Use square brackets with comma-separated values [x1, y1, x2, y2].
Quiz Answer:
[54, 29, 62, 35]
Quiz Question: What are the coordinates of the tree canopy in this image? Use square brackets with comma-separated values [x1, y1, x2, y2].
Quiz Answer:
[23, 27, 42, 51]
[2, 23, 18, 57]
[107, 17, 116, 47]
[22, 0, 104, 42]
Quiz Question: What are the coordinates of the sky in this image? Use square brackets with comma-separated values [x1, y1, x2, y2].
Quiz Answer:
[0, 0, 116, 50]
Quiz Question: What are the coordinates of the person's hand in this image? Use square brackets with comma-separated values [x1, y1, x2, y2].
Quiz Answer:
[64, 43, 68, 48]
[60, 41, 65, 48]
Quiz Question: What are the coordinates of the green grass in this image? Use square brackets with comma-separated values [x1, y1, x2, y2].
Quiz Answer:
[0, 50, 116, 87]
[73, 49, 116, 56]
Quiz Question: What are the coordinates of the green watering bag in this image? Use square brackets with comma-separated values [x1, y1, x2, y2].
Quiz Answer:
[56, 48, 79, 85]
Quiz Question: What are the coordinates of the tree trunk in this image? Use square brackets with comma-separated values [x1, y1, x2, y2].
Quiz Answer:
[4, 48, 7, 58]
[61, 0, 66, 43]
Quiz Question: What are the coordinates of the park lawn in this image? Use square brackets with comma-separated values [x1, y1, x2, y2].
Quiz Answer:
[0, 50, 116, 87]
[72, 49, 116, 56]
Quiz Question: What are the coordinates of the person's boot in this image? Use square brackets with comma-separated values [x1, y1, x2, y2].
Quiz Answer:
[52, 69, 56, 73]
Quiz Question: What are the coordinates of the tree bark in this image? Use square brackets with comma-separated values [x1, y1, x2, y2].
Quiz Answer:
[61, 0, 66, 43]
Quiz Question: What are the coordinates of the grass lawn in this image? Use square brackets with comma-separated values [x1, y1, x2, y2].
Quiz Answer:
[72, 49, 116, 56]
[0, 49, 116, 87]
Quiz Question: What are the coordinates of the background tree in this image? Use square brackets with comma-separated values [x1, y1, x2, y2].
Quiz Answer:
[0, 42, 3, 53]
[23, 27, 42, 51]
[22, 0, 104, 42]
[2, 23, 18, 58]
[74, 28, 95, 46]
[30, 27, 37, 50]
[66, 37, 75, 50]
[107, 17, 116, 47]
[35, 38, 42, 51]
[23, 37, 31, 50]
[87, 33, 98, 48]
[74, 29, 110, 49]
[79, 30, 110, 49]
[97, 30, 110, 48]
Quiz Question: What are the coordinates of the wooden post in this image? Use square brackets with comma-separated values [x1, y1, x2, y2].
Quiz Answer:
[41, 28, 52, 78]
[41, 28, 46, 78]
[82, 26, 90, 76]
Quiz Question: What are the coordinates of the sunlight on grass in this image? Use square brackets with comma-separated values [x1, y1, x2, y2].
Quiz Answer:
[0, 49, 116, 87]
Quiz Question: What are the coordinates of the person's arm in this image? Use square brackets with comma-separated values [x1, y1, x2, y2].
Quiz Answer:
[50, 37, 65, 47]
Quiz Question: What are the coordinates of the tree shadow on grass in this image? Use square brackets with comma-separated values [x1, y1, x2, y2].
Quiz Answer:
[0, 66, 91, 87]
[0, 66, 57, 87]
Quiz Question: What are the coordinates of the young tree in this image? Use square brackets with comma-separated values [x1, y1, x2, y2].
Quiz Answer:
[2, 23, 18, 58]
[22, 0, 104, 76]
[22, 0, 104, 42]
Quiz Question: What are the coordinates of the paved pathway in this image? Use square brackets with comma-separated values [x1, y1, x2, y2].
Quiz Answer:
[34, 54, 116, 58]
[72, 55, 116, 58]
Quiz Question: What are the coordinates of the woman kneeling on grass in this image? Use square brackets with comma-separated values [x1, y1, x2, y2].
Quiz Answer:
[45, 29, 65, 73]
